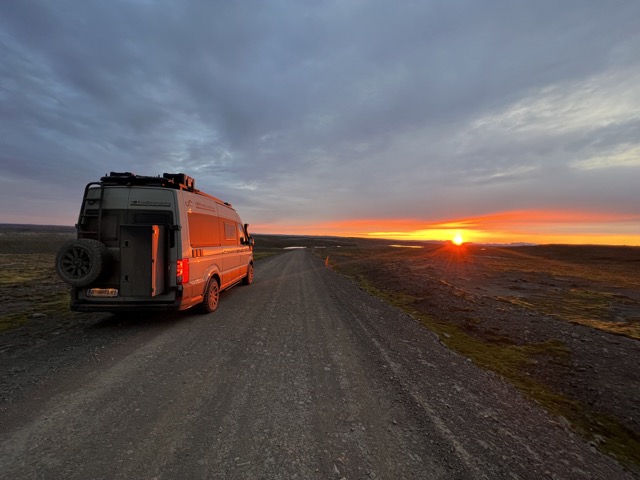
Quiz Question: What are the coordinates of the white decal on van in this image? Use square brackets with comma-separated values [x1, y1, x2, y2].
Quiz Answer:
[130, 200, 172, 207]
[195, 201, 217, 212]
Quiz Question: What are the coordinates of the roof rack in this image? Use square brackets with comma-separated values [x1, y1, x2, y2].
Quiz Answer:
[100, 172, 196, 191]
[98, 172, 232, 207]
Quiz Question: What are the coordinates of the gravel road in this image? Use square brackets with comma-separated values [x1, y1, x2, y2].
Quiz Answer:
[0, 249, 635, 479]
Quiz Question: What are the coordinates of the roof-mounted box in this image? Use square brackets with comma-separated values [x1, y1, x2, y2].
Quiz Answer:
[99, 172, 195, 191]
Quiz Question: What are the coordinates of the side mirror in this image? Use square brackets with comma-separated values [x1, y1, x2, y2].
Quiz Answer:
[243, 224, 254, 248]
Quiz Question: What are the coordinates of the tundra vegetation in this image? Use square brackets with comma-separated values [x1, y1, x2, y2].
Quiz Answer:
[322, 243, 640, 468]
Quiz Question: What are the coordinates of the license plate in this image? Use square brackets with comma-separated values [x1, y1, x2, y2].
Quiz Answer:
[87, 288, 118, 298]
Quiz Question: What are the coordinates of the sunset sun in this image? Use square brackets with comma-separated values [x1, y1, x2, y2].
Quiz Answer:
[452, 232, 464, 246]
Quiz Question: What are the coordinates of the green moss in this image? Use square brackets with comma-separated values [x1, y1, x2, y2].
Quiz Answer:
[39, 292, 72, 313]
[0, 253, 57, 278]
[334, 259, 640, 469]
[0, 269, 44, 285]
[503, 288, 640, 340]
[253, 251, 280, 261]
[0, 292, 71, 332]
[0, 312, 28, 332]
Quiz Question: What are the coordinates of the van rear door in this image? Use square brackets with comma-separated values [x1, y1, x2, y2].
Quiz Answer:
[120, 224, 166, 297]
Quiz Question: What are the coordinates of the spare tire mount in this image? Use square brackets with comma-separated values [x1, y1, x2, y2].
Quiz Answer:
[55, 239, 109, 287]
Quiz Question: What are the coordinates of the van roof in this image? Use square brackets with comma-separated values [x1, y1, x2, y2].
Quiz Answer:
[98, 172, 233, 208]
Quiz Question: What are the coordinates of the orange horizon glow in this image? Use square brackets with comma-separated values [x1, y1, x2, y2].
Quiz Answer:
[251, 209, 640, 246]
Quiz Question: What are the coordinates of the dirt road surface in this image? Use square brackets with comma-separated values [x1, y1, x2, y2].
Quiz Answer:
[0, 250, 634, 479]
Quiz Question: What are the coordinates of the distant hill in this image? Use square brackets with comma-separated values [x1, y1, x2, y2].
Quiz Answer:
[0, 224, 75, 234]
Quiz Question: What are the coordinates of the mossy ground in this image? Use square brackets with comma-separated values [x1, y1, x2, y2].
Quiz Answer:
[0, 253, 73, 332]
[253, 250, 281, 261]
[506, 288, 640, 340]
[326, 246, 640, 469]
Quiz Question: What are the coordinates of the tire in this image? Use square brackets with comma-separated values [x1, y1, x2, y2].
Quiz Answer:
[55, 239, 109, 287]
[201, 277, 220, 313]
[242, 263, 254, 285]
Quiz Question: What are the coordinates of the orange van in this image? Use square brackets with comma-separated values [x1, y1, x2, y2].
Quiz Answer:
[55, 172, 254, 313]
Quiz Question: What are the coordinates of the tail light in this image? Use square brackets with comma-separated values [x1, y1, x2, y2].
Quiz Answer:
[176, 258, 189, 285]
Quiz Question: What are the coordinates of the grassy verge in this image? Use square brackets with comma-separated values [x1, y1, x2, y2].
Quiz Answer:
[0, 292, 71, 332]
[330, 254, 640, 469]
[0, 312, 29, 332]
[253, 250, 281, 261]
[504, 289, 640, 340]
[0, 253, 72, 332]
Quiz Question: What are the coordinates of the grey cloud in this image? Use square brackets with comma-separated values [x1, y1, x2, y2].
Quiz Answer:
[1, 0, 639, 231]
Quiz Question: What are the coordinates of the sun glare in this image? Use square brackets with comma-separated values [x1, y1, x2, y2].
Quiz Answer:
[453, 232, 464, 246]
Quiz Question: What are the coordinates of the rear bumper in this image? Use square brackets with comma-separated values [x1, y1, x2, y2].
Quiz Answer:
[70, 300, 183, 312]
[70, 286, 186, 312]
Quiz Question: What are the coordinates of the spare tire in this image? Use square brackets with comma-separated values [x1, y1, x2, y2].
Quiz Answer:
[55, 239, 109, 287]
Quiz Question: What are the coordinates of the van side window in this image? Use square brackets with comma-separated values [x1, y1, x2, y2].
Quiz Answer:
[222, 220, 237, 246]
[188, 212, 221, 247]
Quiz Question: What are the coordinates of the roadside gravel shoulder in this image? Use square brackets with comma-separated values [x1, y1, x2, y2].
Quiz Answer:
[319, 254, 636, 479]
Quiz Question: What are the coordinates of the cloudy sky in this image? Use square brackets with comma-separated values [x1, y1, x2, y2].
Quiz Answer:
[1, 1, 639, 244]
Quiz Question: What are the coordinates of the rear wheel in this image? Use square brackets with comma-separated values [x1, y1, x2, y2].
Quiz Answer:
[242, 263, 254, 285]
[201, 277, 220, 313]
[55, 239, 108, 287]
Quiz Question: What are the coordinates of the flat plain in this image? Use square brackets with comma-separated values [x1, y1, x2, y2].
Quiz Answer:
[1, 224, 639, 471]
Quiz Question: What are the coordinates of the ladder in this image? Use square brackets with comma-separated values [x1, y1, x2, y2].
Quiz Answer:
[76, 182, 105, 241]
